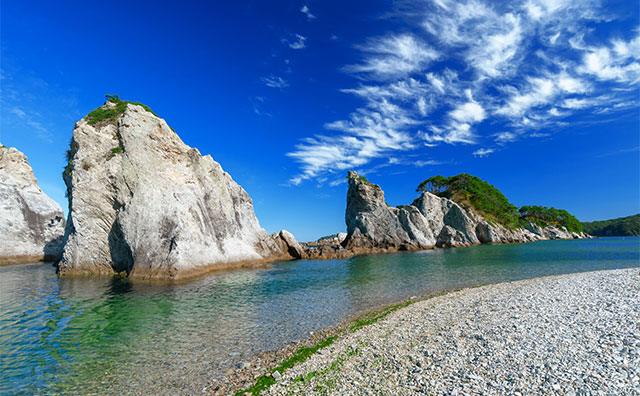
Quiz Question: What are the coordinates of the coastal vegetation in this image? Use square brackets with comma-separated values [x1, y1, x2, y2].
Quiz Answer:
[264, 270, 638, 395]
[63, 148, 73, 177]
[349, 174, 372, 185]
[417, 173, 521, 229]
[63, 141, 75, 199]
[581, 214, 640, 236]
[317, 234, 336, 242]
[519, 206, 583, 233]
[234, 298, 423, 396]
[85, 95, 158, 125]
[416, 174, 584, 232]
[236, 336, 337, 396]
[108, 145, 123, 159]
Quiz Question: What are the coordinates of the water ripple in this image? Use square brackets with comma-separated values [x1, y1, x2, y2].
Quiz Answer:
[0, 238, 638, 395]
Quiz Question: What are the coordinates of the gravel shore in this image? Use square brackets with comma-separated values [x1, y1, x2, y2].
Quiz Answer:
[264, 269, 640, 395]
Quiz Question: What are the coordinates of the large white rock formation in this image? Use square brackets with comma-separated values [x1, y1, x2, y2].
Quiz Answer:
[57, 101, 288, 279]
[0, 145, 65, 264]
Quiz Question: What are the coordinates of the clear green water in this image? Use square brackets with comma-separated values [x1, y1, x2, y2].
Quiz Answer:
[1, 237, 638, 395]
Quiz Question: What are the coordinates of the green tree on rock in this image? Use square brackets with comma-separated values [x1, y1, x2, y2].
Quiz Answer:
[416, 175, 450, 194]
[519, 205, 583, 233]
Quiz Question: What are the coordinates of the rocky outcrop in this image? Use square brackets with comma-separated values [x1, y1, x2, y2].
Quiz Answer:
[316, 232, 347, 245]
[274, 230, 352, 260]
[57, 101, 289, 280]
[0, 145, 65, 264]
[303, 244, 353, 260]
[343, 171, 589, 252]
[273, 229, 306, 259]
[343, 171, 435, 252]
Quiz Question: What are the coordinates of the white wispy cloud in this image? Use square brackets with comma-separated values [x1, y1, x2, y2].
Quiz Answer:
[560, 96, 605, 109]
[251, 96, 272, 117]
[548, 107, 564, 116]
[423, 122, 475, 144]
[422, 0, 525, 79]
[449, 96, 486, 124]
[578, 34, 640, 84]
[262, 75, 289, 88]
[9, 107, 52, 142]
[493, 131, 518, 144]
[596, 145, 640, 158]
[287, 99, 417, 184]
[386, 157, 444, 167]
[529, 132, 550, 138]
[469, 13, 524, 79]
[473, 148, 495, 157]
[414, 159, 444, 167]
[300, 5, 316, 20]
[495, 71, 590, 124]
[283, 34, 307, 50]
[344, 34, 439, 79]
[341, 78, 429, 100]
[426, 72, 445, 94]
[10, 108, 26, 118]
[423, 90, 486, 144]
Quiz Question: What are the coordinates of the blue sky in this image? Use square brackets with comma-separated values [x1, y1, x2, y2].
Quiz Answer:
[1, 0, 639, 241]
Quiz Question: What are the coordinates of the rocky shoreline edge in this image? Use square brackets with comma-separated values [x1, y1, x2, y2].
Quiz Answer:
[222, 268, 639, 396]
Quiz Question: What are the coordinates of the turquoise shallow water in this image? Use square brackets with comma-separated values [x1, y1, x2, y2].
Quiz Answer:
[1, 237, 639, 395]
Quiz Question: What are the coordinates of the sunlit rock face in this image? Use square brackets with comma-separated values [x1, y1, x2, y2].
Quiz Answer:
[343, 171, 588, 251]
[57, 102, 286, 280]
[0, 145, 65, 265]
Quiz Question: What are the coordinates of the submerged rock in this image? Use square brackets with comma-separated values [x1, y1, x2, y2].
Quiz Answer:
[342, 171, 588, 252]
[0, 145, 65, 264]
[57, 100, 287, 280]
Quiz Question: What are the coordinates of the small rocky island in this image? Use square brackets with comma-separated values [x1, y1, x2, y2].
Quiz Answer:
[341, 171, 588, 253]
[0, 144, 65, 265]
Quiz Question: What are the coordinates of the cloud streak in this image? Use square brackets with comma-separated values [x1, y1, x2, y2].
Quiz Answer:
[287, 98, 417, 184]
[300, 5, 316, 20]
[283, 34, 307, 50]
[344, 34, 439, 80]
[473, 148, 495, 157]
[262, 75, 289, 88]
[9, 107, 52, 142]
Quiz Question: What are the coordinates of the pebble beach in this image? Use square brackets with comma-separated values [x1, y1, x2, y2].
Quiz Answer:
[264, 269, 640, 395]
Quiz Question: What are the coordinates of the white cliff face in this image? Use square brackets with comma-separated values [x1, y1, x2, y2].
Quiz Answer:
[57, 102, 285, 279]
[0, 145, 65, 264]
[343, 171, 588, 251]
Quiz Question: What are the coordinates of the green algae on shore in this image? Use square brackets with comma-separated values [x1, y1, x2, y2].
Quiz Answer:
[233, 291, 462, 395]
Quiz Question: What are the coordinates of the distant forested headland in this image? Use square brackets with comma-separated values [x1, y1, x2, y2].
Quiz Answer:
[581, 214, 640, 237]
